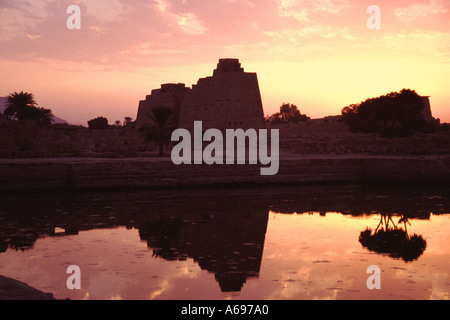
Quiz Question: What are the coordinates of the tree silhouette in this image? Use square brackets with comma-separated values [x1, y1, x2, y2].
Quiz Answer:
[123, 117, 133, 127]
[280, 103, 291, 122]
[342, 89, 435, 137]
[266, 103, 310, 125]
[265, 112, 283, 125]
[4, 91, 53, 126]
[359, 214, 427, 262]
[139, 106, 175, 156]
[4, 91, 37, 119]
[88, 116, 109, 129]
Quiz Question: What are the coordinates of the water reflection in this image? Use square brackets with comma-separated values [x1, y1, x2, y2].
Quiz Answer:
[139, 207, 268, 292]
[0, 184, 449, 298]
[0, 188, 270, 293]
[359, 214, 427, 262]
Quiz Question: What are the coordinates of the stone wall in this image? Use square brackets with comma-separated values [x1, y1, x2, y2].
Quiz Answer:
[1, 155, 449, 192]
[280, 133, 450, 155]
[2, 114, 449, 159]
[0, 114, 16, 157]
[269, 117, 450, 155]
[0, 119, 150, 158]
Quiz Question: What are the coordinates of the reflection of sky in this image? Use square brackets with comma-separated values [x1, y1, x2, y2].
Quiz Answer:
[0, 212, 449, 300]
[255, 212, 450, 300]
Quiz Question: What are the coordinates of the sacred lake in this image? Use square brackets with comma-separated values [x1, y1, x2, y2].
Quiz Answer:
[0, 183, 449, 300]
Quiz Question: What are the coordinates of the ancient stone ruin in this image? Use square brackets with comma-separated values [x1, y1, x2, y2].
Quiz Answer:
[136, 59, 266, 131]
[136, 83, 189, 127]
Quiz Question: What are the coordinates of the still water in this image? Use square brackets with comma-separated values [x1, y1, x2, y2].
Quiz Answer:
[0, 185, 449, 300]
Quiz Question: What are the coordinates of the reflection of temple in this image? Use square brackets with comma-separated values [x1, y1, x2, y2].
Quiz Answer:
[0, 189, 270, 293]
[359, 214, 427, 262]
[139, 203, 268, 292]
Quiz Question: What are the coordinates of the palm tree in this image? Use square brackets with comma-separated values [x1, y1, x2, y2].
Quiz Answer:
[4, 91, 53, 126]
[139, 106, 176, 157]
[31, 107, 53, 126]
[4, 91, 37, 119]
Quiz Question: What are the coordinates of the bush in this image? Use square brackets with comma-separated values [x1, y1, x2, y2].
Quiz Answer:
[341, 89, 435, 138]
[266, 103, 310, 125]
[88, 117, 109, 130]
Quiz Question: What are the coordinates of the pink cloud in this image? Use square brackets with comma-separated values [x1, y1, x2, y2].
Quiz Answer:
[1, 0, 448, 67]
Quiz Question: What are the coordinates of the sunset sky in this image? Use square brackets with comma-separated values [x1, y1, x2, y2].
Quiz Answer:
[0, 0, 449, 125]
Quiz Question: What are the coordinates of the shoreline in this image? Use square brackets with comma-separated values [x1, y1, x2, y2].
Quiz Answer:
[1, 153, 449, 192]
[0, 275, 56, 300]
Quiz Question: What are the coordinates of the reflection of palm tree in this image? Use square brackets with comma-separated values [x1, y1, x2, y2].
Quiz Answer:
[398, 216, 411, 234]
[359, 214, 427, 262]
[139, 106, 175, 156]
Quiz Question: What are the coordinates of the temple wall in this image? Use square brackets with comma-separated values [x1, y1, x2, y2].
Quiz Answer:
[179, 59, 265, 132]
[136, 83, 189, 126]
[136, 59, 266, 132]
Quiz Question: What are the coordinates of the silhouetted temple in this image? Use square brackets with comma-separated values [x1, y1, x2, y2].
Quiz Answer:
[136, 83, 189, 127]
[136, 59, 266, 131]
